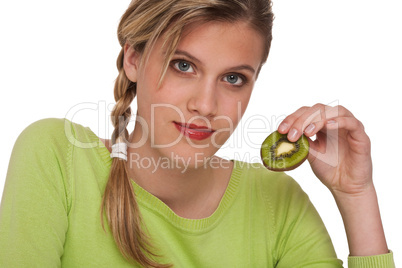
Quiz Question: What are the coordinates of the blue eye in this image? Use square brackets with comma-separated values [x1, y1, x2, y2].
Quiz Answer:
[224, 74, 243, 85]
[174, 60, 194, 73]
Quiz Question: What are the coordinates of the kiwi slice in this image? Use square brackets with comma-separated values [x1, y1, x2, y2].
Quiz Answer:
[260, 130, 309, 171]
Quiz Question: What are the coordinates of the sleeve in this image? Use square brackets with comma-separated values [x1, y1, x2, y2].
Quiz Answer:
[266, 172, 396, 268]
[0, 118, 72, 267]
[348, 251, 395, 268]
[266, 173, 344, 267]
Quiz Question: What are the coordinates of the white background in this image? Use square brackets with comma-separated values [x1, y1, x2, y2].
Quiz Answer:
[1, 0, 401, 266]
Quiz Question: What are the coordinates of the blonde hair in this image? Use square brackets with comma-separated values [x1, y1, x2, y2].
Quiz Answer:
[101, 0, 274, 266]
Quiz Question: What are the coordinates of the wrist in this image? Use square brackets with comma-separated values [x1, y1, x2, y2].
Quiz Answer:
[331, 181, 376, 203]
[331, 182, 388, 256]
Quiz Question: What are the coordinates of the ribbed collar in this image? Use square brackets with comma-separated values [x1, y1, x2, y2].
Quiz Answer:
[131, 163, 242, 233]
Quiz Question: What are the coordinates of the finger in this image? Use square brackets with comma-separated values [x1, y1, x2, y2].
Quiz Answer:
[284, 103, 327, 142]
[306, 131, 328, 163]
[277, 106, 309, 134]
[291, 103, 327, 141]
[286, 104, 355, 142]
[306, 105, 355, 138]
[326, 116, 370, 146]
[325, 105, 354, 120]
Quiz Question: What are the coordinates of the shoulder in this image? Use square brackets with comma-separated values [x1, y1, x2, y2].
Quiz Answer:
[19, 118, 96, 142]
[18, 118, 77, 140]
[14, 118, 101, 155]
[19, 118, 66, 136]
[14, 118, 70, 150]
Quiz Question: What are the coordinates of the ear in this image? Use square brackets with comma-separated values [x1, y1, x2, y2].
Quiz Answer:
[123, 43, 140, 83]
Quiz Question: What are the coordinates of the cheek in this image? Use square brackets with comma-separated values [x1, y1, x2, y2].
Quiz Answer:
[219, 93, 251, 123]
[156, 72, 194, 102]
[136, 76, 182, 115]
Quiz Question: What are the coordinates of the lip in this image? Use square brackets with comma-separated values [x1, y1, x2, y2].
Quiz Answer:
[174, 122, 215, 140]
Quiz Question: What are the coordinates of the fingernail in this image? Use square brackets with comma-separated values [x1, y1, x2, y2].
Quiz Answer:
[288, 128, 298, 141]
[278, 122, 289, 133]
[305, 123, 315, 134]
[327, 119, 337, 124]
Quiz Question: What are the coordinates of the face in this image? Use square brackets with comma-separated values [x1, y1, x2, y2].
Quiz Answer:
[125, 21, 265, 167]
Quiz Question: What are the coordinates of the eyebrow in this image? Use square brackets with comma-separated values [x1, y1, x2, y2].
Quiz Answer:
[175, 50, 202, 65]
[174, 49, 256, 74]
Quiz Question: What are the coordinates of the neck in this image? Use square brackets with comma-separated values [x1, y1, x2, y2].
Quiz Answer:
[126, 130, 233, 218]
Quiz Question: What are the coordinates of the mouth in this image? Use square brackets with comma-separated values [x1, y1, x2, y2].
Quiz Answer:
[173, 122, 215, 141]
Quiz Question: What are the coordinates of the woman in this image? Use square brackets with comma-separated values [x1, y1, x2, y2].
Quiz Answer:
[0, 0, 395, 267]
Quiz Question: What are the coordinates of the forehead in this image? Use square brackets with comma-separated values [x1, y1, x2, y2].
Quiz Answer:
[176, 21, 265, 67]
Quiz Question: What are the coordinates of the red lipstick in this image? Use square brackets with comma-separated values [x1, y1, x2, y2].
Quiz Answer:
[174, 122, 215, 140]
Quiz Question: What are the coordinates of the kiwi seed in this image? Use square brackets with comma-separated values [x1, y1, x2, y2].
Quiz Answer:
[260, 130, 309, 171]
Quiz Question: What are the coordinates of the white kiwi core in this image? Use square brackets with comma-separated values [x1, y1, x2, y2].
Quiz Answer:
[276, 142, 295, 157]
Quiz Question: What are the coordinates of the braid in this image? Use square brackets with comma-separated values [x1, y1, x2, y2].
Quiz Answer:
[111, 49, 135, 145]
[101, 48, 169, 267]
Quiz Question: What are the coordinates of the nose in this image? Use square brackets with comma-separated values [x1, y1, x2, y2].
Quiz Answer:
[187, 79, 218, 118]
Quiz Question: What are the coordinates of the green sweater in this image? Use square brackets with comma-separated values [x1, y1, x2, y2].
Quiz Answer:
[0, 118, 394, 267]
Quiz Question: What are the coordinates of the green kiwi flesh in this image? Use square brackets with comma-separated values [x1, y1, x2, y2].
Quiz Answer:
[261, 130, 309, 171]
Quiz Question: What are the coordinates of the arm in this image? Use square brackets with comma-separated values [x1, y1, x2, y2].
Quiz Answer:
[0, 119, 70, 267]
[278, 104, 394, 266]
[332, 184, 387, 256]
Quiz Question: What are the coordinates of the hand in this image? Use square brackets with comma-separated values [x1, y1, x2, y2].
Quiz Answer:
[278, 104, 373, 196]
[278, 104, 390, 256]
